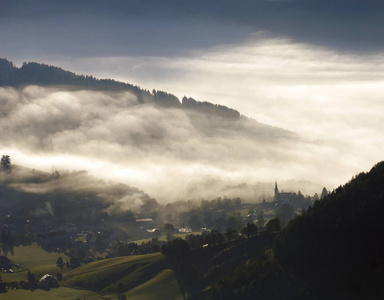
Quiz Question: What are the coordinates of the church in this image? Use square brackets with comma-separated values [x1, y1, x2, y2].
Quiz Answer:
[274, 181, 300, 203]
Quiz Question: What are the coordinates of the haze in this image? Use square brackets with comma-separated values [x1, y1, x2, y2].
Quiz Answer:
[1, 0, 383, 201]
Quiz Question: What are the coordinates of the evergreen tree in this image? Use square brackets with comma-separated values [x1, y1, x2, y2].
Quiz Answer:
[266, 218, 281, 233]
[27, 271, 36, 290]
[1, 155, 10, 170]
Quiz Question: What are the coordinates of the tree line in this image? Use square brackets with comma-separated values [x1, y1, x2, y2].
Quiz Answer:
[0, 58, 244, 119]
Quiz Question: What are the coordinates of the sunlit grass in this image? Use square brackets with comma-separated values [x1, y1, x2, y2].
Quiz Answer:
[64, 253, 167, 293]
[123, 269, 183, 300]
[1, 243, 69, 282]
[1, 286, 102, 300]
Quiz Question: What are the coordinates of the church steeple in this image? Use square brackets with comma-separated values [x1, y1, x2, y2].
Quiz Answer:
[274, 181, 279, 200]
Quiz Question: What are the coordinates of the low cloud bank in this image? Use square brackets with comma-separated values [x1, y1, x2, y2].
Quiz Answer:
[56, 36, 384, 197]
[0, 85, 328, 202]
[3, 34, 384, 202]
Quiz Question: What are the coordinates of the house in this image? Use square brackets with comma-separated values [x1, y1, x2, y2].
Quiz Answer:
[130, 248, 141, 255]
[179, 227, 192, 233]
[136, 218, 154, 229]
[38, 274, 59, 290]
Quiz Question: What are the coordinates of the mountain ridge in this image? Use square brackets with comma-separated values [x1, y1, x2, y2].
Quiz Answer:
[0, 58, 243, 120]
[0, 58, 298, 138]
[0, 58, 304, 201]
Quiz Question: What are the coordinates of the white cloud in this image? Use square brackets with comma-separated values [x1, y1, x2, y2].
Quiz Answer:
[2, 34, 384, 201]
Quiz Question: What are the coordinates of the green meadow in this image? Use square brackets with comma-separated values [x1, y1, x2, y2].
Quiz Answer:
[2, 245, 183, 299]
[63, 252, 183, 299]
[64, 253, 166, 292]
[1, 286, 102, 300]
[1, 243, 69, 282]
[122, 269, 183, 300]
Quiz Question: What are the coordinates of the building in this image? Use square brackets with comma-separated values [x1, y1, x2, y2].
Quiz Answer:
[274, 181, 300, 203]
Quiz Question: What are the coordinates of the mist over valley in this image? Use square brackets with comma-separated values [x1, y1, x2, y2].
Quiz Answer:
[1, 1, 384, 298]
[0, 59, 326, 202]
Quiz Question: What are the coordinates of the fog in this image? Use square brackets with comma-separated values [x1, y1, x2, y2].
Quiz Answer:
[2, 1, 383, 202]
[43, 35, 384, 198]
[0, 84, 328, 201]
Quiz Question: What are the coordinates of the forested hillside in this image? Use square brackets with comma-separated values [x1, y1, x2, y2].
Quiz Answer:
[0, 58, 298, 201]
[274, 161, 384, 298]
[0, 58, 142, 92]
[0, 58, 240, 119]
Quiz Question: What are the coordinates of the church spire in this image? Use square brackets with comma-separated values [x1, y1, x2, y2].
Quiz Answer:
[274, 181, 279, 200]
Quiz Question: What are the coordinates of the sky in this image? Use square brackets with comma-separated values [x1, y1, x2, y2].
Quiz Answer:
[1, 0, 384, 201]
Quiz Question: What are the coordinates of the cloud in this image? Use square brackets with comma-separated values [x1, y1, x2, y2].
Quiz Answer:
[0, 83, 319, 202]
[66, 35, 384, 137]
[2, 0, 384, 66]
[36, 35, 384, 195]
[2, 34, 384, 202]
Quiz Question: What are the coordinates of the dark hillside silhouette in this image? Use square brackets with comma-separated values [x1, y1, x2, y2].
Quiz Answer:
[0, 58, 243, 119]
[206, 162, 384, 299]
[182, 96, 240, 120]
[0, 58, 147, 99]
[274, 161, 384, 298]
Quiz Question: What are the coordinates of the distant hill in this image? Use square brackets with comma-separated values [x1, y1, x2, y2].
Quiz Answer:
[0, 58, 241, 120]
[0, 58, 298, 201]
[0, 164, 154, 220]
[274, 161, 384, 298]
[0, 58, 143, 93]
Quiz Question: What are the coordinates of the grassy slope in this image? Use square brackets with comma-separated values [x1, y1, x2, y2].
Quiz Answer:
[2, 269, 183, 300]
[1, 243, 69, 282]
[123, 269, 184, 300]
[1, 286, 101, 300]
[2, 247, 183, 299]
[64, 253, 169, 293]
